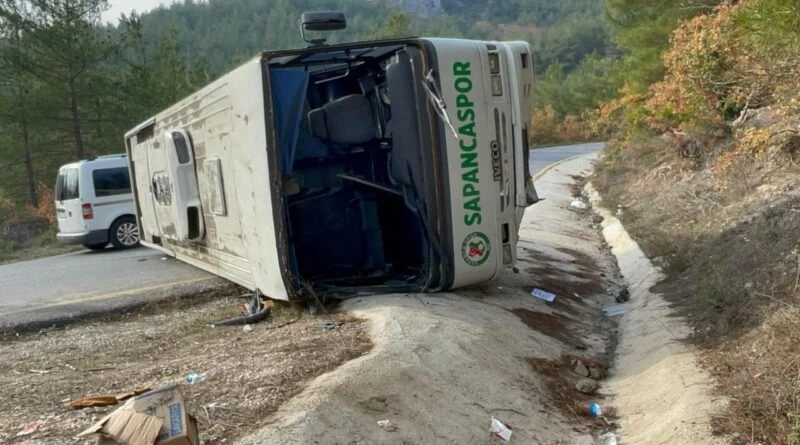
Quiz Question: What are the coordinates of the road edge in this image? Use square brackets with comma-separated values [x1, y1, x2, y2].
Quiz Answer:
[0, 277, 230, 335]
[532, 153, 587, 183]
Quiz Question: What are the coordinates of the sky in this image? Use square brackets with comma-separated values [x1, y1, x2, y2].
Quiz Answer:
[102, 0, 177, 23]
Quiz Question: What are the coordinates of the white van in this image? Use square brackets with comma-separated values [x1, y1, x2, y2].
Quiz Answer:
[55, 154, 140, 250]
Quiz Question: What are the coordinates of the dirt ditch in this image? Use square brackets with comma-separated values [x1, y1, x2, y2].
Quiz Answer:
[512, 189, 623, 438]
[0, 293, 372, 444]
[528, 355, 616, 427]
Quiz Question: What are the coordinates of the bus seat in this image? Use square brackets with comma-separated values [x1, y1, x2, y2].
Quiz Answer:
[308, 94, 375, 145]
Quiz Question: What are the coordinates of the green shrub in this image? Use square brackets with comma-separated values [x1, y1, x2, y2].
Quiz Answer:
[0, 237, 19, 253]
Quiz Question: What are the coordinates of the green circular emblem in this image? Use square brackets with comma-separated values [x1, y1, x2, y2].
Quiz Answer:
[462, 232, 491, 266]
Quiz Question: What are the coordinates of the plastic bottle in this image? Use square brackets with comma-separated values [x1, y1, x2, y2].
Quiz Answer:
[186, 372, 207, 385]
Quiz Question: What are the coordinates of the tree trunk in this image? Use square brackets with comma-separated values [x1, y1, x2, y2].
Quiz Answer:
[14, 74, 37, 207]
[68, 76, 84, 160]
[21, 117, 37, 208]
[8, 24, 37, 206]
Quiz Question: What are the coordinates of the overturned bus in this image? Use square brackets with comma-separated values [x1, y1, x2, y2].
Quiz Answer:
[124, 24, 539, 301]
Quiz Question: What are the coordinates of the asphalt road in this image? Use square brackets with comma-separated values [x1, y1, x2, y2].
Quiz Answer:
[0, 143, 604, 332]
[0, 248, 214, 315]
[529, 142, 605, 174]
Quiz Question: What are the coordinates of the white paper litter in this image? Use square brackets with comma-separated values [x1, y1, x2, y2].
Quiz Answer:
[598, 432, 618, 445]
[377, 419, 398, 432]
[570, 200, 588, 210]
[489, 417, 512, 441]
[16, 422, 43, 437]
[531, 288, 557, 302]
[602, 304, 631, 316]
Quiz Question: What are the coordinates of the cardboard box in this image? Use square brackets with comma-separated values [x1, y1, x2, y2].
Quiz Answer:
[79, 385, 199, 445]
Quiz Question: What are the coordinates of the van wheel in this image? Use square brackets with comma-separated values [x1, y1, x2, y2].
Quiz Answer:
[83, 243, 107, 251]
[110, 217, 140, 249]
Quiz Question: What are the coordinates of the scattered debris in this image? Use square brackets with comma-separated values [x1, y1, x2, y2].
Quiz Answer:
[602, 304, 631, 317]
[531, 288, 557, 302]
[65, 388, 153, 409]
[576, 379, 600, 395]
[85, 366, 116, 372]
[78, 385, 199, 445]
[589, 366, 605, 381]
[28, 369, 49, 374]
[16, 421, 43, 437]
[512, 266, 520, 274]
[186, 372, 207, 385]
[573, 341, 588, 351]
[321, 321, 339, 331]
[211, 291, 272, 326]
[243, 324, 254, 333]
[573, 360, 590, 378]
[65, 396, 118, 409]
[615, 287, 630, 303]
[115, 388, 152, 403]
[377, 419, 398, 432]
[588, 402, 602, 417]
[489, 416, 513, 441]
[598, 431, 618, 445]
[571, 200, 588, 210]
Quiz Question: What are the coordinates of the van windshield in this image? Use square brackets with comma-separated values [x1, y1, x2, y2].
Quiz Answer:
[55, 168, 80, 201]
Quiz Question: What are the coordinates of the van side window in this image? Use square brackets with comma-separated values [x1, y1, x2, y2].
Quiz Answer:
[56, 168, 80, 201]
[93, 167, 131, 197]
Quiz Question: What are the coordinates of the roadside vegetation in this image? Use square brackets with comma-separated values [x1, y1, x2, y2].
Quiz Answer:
[587, 0, 800, 443]
[0, 183, 77, 264]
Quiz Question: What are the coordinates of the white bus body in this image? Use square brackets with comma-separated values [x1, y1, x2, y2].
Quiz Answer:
[125, 38, 538, 301]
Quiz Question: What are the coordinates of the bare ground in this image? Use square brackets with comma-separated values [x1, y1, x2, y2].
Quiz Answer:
[0, 289, 372, 445]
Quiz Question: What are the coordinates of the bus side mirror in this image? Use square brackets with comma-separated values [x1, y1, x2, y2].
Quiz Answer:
[300, 11, 346, 46]
[302, 12, 346, 31]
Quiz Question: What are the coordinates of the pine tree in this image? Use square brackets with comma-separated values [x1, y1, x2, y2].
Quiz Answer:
[0, 0, 116, 161]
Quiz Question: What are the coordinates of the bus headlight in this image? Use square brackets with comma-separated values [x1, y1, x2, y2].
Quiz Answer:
[491, 75, 503, 97]
[488, 53, 500, 74]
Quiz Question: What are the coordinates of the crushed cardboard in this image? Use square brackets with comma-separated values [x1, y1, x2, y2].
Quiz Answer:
[66, 396, 119, 409]
[66, 388, 151, 409]
[78, 385, 199, 445]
